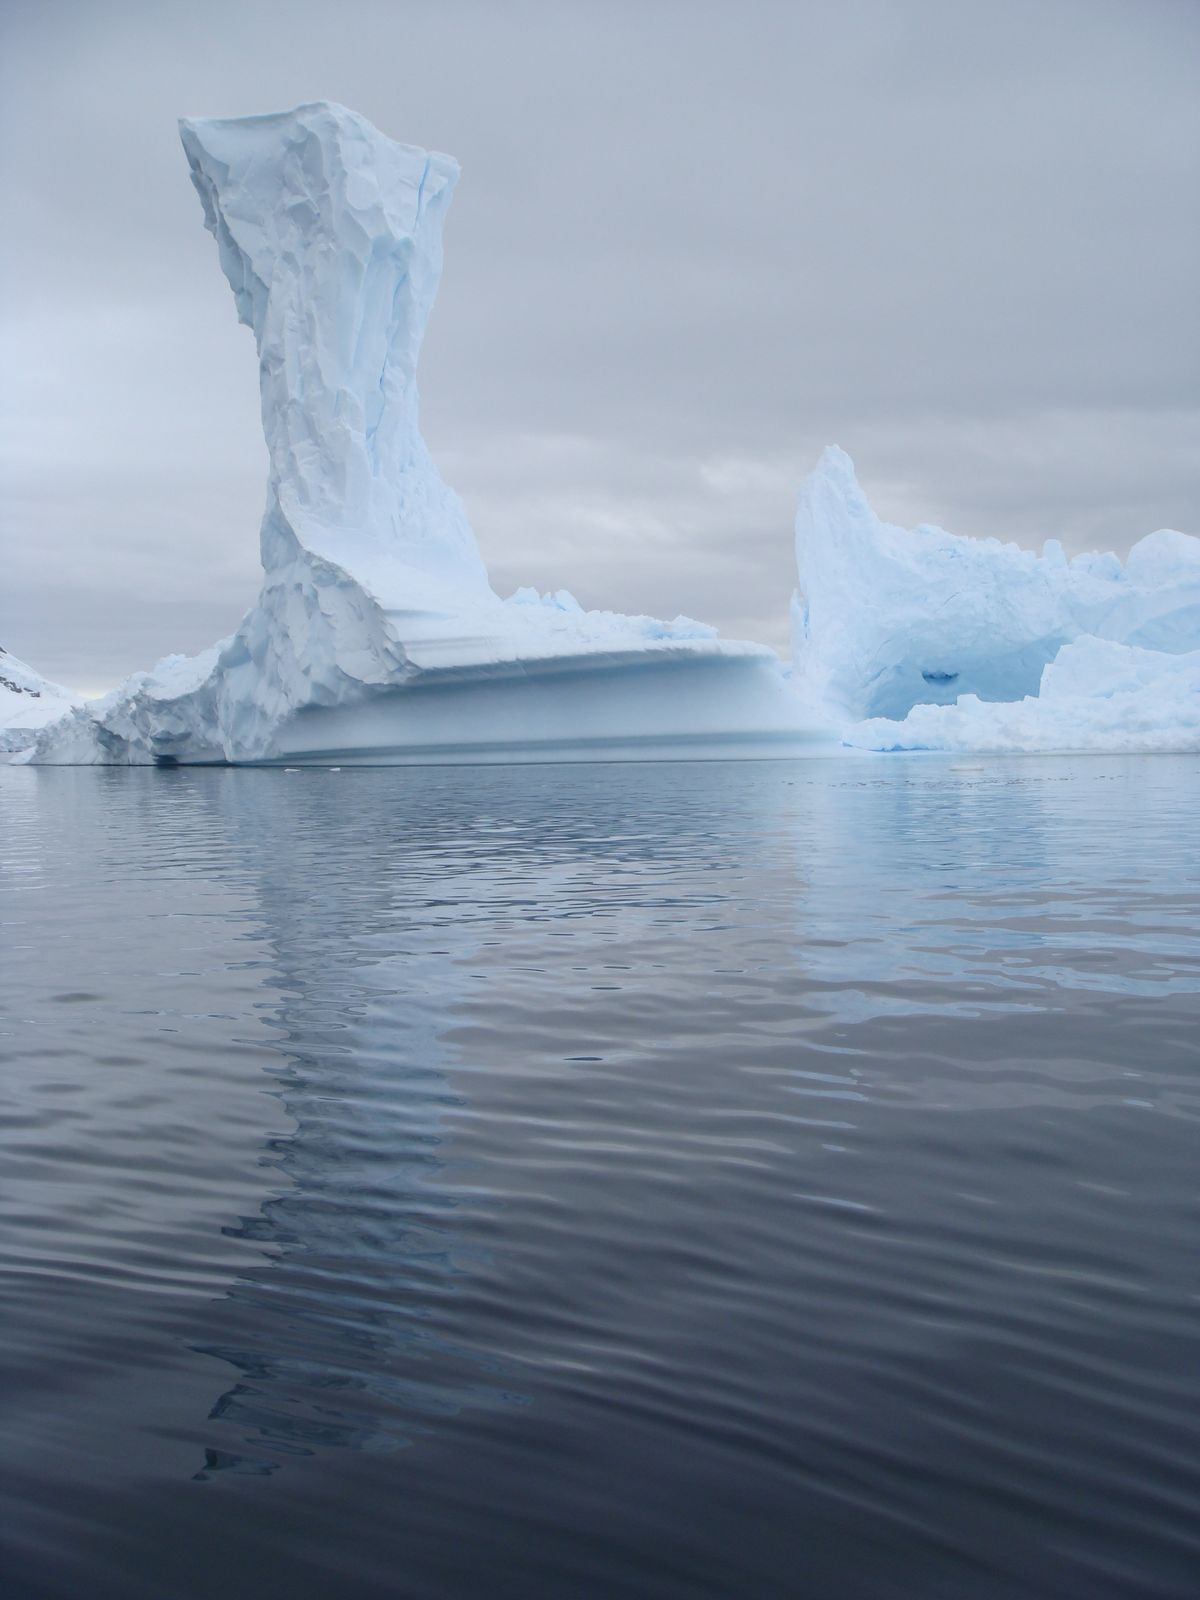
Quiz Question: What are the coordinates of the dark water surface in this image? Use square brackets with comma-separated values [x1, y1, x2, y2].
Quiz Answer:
[2, 757, 1198, 1600]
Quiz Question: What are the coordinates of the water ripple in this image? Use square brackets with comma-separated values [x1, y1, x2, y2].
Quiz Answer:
[1, 755, 1198, 1600]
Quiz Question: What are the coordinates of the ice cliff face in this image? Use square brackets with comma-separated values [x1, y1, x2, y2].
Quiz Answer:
[791, 446, 1200, 725]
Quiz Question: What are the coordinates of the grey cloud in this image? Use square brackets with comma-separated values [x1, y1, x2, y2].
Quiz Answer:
[2, 0, 1196, 690]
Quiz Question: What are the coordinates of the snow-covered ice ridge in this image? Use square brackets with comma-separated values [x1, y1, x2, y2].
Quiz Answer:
[20, 102, 1198, 764]
[30, 102, 823, 766]
[0, 649, 82, 753]
[794, 446, 1199, 722]
[794, 447, 1199, 753]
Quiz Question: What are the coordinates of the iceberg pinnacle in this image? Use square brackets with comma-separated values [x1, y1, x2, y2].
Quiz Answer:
[179, 103, 490, 609]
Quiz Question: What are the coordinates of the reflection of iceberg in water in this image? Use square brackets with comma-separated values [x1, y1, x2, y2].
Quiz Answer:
[183, 762, 781, 1475]
[186, 774, 529, 1476]
[783, 758, 1200, 1038]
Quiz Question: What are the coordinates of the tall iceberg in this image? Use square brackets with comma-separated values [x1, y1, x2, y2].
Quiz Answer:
[31, 103, 818, 766]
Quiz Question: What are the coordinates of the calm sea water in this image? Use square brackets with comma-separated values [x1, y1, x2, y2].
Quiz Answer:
[1, 757, 1198, 1600]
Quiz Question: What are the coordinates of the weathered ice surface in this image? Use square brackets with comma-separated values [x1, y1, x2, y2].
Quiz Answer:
[32, 103, 821, 766]
[848, 638, 1200, 754]
[791, 447, 1200, 727]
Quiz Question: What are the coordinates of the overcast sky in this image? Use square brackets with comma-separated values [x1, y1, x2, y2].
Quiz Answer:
[2, 0, 1197, 692]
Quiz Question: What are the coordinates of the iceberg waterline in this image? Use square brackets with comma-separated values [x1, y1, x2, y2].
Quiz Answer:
[17, 102, 1199, 764]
